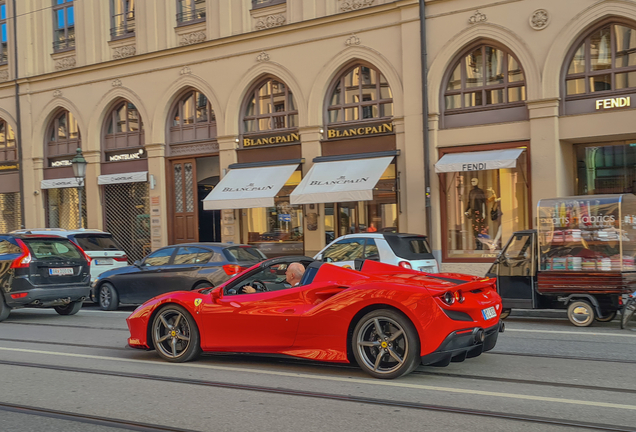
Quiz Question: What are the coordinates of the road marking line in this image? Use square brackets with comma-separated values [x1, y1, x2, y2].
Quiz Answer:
[505, 329, 636, 338]
[0, 346, 635, 411]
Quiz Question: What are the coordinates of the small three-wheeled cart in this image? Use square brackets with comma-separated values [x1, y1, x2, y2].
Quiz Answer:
[486, 194, 636, 326]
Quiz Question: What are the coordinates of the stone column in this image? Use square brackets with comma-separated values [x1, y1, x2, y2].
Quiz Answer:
[26, 157, 44, 229]
[145, 143, 168, 251]
[217, 135, 239, 244]
[527, 98, 571, 221]
[299, 126, 323, 257]
[83, 150, 102, 229]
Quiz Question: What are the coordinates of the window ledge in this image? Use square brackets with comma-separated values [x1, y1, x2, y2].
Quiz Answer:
[51, 47, 75, 57]
[110, 33, 136, 43]
[175, 21, 207, 46]
[250, 2, 287, 31]
[176, 18, 206, 29]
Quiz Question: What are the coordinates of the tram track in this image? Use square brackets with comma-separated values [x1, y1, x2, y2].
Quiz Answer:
[0, 401, 200, 432]
[1, 338, 634, 395]
[0, 358, 634, 432]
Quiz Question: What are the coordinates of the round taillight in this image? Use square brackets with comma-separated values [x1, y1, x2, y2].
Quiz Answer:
[454, 290, 464, 303]
[443, 291, 455, 305]
[398, 261, 412, 269]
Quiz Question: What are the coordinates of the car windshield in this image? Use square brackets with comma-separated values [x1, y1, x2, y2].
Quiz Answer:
[23, 239, 83, 260]
[72, 234, 121, 251]
[224, 246, 266, 262]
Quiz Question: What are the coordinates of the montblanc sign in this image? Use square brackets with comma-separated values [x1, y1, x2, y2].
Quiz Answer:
[107, 149, 146, 162]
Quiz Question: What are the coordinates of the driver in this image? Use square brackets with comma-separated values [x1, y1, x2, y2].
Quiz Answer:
[241, 262, 306, 294]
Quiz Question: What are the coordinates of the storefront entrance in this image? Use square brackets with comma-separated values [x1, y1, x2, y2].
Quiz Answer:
[169, 156, 221, 244]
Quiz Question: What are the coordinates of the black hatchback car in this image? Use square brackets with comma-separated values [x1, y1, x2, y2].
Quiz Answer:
[0, 234, 91, 322]
[91, 243, 267, 310]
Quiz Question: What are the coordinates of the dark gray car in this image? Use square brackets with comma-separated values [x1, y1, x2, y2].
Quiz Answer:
[0, 234, 91, 322]
[91, 243, 266, 310]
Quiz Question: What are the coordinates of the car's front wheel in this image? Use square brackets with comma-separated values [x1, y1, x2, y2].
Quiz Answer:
[567, 300, 595, 327]
[99, 283, 119, 311]
[54, 300, 83, 316]
[151, 305, 201, 363]
[352, 309, 420, 379]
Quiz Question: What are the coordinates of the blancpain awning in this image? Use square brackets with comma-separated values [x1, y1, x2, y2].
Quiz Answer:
[435, 148, 524, 173]
[41, 178, 84, 189]
[98, 171, 148, 185]
[290, 156, 393, 205]
[203, 164, 299, 210]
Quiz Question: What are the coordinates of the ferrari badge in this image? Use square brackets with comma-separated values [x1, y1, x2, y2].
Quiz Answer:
[194, 298, 202, 307]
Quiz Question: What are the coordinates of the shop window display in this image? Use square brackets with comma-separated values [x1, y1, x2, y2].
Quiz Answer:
[244, 170, 304, 257]
[443, 151, 528, 259]
[537, 194, 636, 272]
[323, 163, 397, 243]
[576, 143, 636, 195]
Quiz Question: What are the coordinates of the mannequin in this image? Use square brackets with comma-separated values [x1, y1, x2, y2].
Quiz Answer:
[464, 178, 487, 250]
[487, 187, 503, 251]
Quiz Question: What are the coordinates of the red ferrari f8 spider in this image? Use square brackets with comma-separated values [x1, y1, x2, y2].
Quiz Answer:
[127, 256, 503, 379]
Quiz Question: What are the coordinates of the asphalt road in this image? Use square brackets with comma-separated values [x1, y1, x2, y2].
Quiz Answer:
[0, 305, 635, 432]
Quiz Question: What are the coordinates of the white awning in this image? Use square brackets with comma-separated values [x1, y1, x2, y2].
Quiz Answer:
[98, 171, 148, 185]
[41, 178, 84, 190]
[202, 164, 299, 210]
[435, 148, 524, 173]
[290, 156, 393, 205]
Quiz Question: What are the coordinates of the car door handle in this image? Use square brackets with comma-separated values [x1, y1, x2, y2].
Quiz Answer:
[283, 309, 295, 314]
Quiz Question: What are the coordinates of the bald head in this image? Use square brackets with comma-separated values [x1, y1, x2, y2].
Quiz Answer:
[285, 262, 306, 286]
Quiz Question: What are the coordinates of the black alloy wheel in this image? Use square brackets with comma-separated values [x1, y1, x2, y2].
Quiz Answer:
[151, 305, 201, 363]
[0, 296, 10, 322]
[99, 283, 119, 311]
[54, 300, 83, 316]
[352, 309, 420, 379]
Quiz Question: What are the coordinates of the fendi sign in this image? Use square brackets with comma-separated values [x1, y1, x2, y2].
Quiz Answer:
[595, 97, 631, 110]
[0, 162, 19, 171]
[327, 122, 393, 139]
[243, 132, 300, 148]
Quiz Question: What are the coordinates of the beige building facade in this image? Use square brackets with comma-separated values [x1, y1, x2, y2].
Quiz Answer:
[0, 0, 427, 263]
[427, 0, 636, 275]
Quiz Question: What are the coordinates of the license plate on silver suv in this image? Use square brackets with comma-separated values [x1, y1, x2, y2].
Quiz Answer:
[482, 306, 497, 320]
[49, 268, 73, 276]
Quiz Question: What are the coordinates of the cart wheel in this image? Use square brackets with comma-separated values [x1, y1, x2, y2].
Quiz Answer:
[595, 311, 616, 322]
[567, 300, 595, 327]
[500, 309, 511, 320]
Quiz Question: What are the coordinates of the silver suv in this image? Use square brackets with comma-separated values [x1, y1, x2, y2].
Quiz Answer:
[11, 229, 128, 282]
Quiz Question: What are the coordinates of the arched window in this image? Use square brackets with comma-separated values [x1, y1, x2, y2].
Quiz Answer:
[327, 64, 393, 124]
[46, 109, 80, 167]
[243, 78, 298, 133]
[565, 22, 636, 96]
[103, 100, 144, 158]
[170, 89, 216, 143]
[0, 119, 16, 162]
[444, 44, 526, 111]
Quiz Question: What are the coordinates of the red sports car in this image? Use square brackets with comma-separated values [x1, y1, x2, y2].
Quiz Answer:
[127, 256, 503, 379]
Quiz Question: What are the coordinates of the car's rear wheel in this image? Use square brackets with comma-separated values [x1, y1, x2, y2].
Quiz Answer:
[595, 311, 616, 322]
[0, 296, 10, 322]
[54, 300, 83, 316]
[352, 309, 420, 379]
[567, 300, 595, 327]
[99, 283, 119, 311]
[500, 309, 511, 320]
[151, 305, 201, 363]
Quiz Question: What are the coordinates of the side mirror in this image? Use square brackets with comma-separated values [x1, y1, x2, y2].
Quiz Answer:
[315, 253, 323, 260]
[366, 254, 380, 261]
[210, 286, 222, 302]
[134, 260, 142, 267]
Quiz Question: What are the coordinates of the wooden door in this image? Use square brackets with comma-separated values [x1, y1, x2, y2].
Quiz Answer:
[170, 159, 198, 244]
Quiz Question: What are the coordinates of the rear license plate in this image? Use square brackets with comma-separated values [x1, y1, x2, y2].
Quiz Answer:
[49, 268, 73, 276]
[94, 259, 114, 266]
[419, 266, 434, 273]
[482, 306, 497, 320]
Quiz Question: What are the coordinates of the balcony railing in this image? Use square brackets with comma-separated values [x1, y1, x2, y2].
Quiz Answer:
[177, 9, 206, 24]
[111, 12, 136, 39]
[53, 34, 75, 52]
[252, 0, 286, 10]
